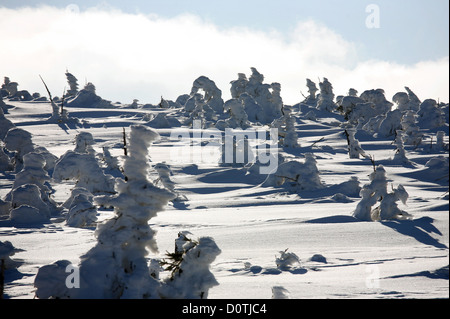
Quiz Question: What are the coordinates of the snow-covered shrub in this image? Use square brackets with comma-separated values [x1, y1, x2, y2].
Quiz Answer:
[401, 110, 423, 147]
[62, 187, 93, 209]
[282, 111, 299, 148]
[230, 73, 248, 99]
[423, 156, 449, 184]
[392, 131, 413, 165]
[353, 165, 411, 221]
[65, 71, 79, 97]
[34, 260, 72, 299]
[66, 192, 97, 228]
[63, 125, 176, 299]
[0, 240, 22, 270]
[239, 93, 263, 123]
[404, 87, 421, 112]
[66, 82, 112, 108]
[3, 128, 34, 171]
[74, 132, 95, 155]
[316, 78, 336, 112]
[154, 162, 175, 193]
[360, 89, 393, 116]
[267, 153, 324, 191]
[302, 79, 318, 106]
[344, 128, 367, 159]
[101, 147, 122, 176]
[190, 76, 224, 114]
[347, 102, 378, 127]
[272, 286, 290, 299]
[223, 99, 250, 129]
[230, 68, 283, 124]
[6, 152, 59, 214]
[185, 94, 216, 128]
[275, 249, 301, 271]
[159, 232, 221, 299]
[53, 151, 115, 194]
[271, 105, 298, 148]
[147, 113, 171, 128]
[9, 204, 48, 224]
[10, 184, 51, 218]
[337, 94, 364, 119]
[376, 109, 403, 138]
[435, 131, 449, 152]
[417, 99, 446, 130]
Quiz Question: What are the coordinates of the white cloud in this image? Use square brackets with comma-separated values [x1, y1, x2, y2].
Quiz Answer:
[0, 5, 448, 105]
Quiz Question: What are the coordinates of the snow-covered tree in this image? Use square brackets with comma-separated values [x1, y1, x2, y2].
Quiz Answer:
[230, 73, 248, 99]
[66, 81, 112, 108]
[417, 99, 446, 130]
[222, 99, 250, 129]
[9, 185, 52, 223]
[34, 260, 72, 299]
[360, 89, 393, 116]
[376, 109, 403, 138]
[230, 68, 283, 124]
[316, 78, 336, 112]
[0, 240, 22, 271]
[66, 125, 176, 298]
[154, 162, 175, 193]
[159, 232, 221, 299]
[74, 132, 96, 155]
[66, 192, 98, 228]
[53, 151, 115, 194]
[190, 76, 224, 114]
[401, 110, 423, 147]
[303, 79, 318, 106]
[435, 131, 449, 152]
[3, 128, 34, 171]
[239, 92, 263, 123]
[353, 165, 411, 221]
[65, 71, 79, 97]
[267, 153, 324, 191]
[392, 131, 413, 166]
[6, 152, 59, 214]
[344, 128, 367, 159]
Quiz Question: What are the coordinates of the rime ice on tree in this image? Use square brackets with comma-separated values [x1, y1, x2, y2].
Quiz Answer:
[65, 71, 79, 97]
[190, 76, 224, 114]
[344, 127, 367, 159]
[159, 232, 221, 299]
[53, 151, 115, 194]
[417, 99, 446, 130]
[316, 78, 336, 112]
[353, 165, 411, 221]
[68, 125, 176, 298]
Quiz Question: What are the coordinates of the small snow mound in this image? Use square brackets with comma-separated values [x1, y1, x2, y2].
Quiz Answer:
[309, 254, 327, 263]
[272, 286, 290, 299]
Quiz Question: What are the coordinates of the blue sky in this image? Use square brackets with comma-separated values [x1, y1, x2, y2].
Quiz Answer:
[0, 0, 448, 103]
